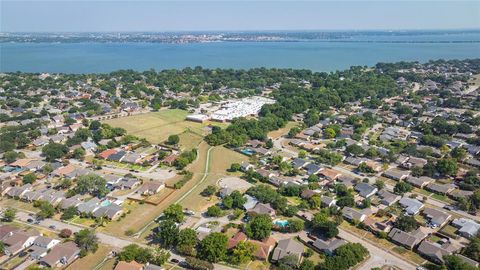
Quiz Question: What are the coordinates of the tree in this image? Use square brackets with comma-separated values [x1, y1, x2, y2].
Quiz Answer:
[324, 127, 336, 139]
[42, 142, 68, 161]
[75, 174, 109, 198]
[346, 144, 365, 156]
[463, 236, 480, 262]
[229, 163, 241, 172]
[2, 208, 16, 222]
[206, 206, 223, 217]
[265, 139, 273, 149]
[299, 259, 315, 270]
[59, 229, 72, 238]
[73, 148, 86, 159]
[163, 204, 184, 223]
[155, 219, 179, 248]
[394, 215, 418, 232]
[61, 206, 77, 220]
[198, 232, 228, 263]
[393, 181, 413, 195]
[298, 150, 307, 158]
[201, 185, 217, 197]
[411, 166, 423, 177]
[177, 228, 198, 256]
[436, 158, 458, 176]
[222, 191, 246, 209]
[0, 241, 4, 255]
[374, 179, 385, 190]
[185, 256, 214, 270]
[22, 173, 36, 184]
[167, 134, 180, 145]
[245, 214, 272, 240]
[451, 147, 467, 161]
[229, 241, 256, 265]
[74, 229, 99, 256]
[444, 255, 477, 270]
[288, 219, 305, 232]
[278, 254, 300, 269]
[36, 201, 55, 219]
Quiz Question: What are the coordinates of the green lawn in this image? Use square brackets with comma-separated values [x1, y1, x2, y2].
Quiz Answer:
[104, 109, 226, 144]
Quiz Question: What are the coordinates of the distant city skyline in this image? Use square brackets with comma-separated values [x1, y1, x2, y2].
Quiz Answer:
[1, 1, 480, 32]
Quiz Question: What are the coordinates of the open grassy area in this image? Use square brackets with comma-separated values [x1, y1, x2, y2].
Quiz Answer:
[178, 130, 204, 150]
[268, 121, 300, 139]
[67, 244, 113, 270]
[0, 198, 39, 213]
[179, 146, 248, 211]
[104, 109, 225, 144]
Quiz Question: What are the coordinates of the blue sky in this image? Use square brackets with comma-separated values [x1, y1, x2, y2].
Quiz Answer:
[1, 1, 479, 32]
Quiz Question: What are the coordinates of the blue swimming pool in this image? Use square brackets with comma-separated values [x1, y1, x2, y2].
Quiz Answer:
[274, 219, 289, 227]
[100, 200, 111, 207]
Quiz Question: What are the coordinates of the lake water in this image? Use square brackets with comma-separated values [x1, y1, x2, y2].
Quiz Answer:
[1, 33, 480, 73]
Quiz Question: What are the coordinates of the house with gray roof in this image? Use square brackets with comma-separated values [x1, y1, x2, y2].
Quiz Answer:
[312, 237, 347, 256]
[399, 197, 424, 215]
[422, 208, 451, 228]
[388, 227, 427, 250]
[354, 183, 378, 198]
[406, 176, 434, 188]
[451, 218, 480, 238]
[271, 238, 304, 263]
[383, 169, 410, 181]
[342, 207, 366, 222]
[92, 203, 123, 220]
[417, 239, 460, 264]
[377, 190, 400, 206]
[304, 163, 322, 175]
[77, 198, 101, 216]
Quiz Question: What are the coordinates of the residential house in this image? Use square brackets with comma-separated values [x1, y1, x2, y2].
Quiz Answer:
[249, 203, 276, 218]
[114, 261, 145, 270]
[92, 204, 124, 220]
[406, 176, 434, 188]
[388, 227, 427, 249]
[136, 181, 164, 196]
[377, 190, 400, 206]
[383, 169, 410, 181]
[304, 163, 321, 175]
[318, 168, 342, 181]
[426, 183, 456, 195]
[354, 183, 378, 198]
[451, 218, 480, 238]
[3, 230, 40, 256]
[422, 208, 451, 228]
[243, 195, 259, 211]
[39, 241, 80, 268]
[312, 238, 347, 256]
[321, 196, 336, 208]
[417, 239, 460, 264]
[342, 207, 366, 222]
[271, 238, 304, 263]
[399, 197, 424, 215]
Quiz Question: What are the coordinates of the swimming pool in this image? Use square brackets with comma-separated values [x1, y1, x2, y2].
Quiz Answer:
[100, 200, 111, 207]
[274, 219, 289, 227]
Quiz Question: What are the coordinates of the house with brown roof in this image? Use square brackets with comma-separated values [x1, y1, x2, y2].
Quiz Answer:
[250, 237, 276, 261]
[98, 149, 117, 160]
[318, 168, 341, 181]
[0, 225, 19, 240]
[249, 203, 276, 218]
[114, 261, 144, 270]
[39, 241, 80, 268]
[3, 229, 40, 256]
[136, 181, 164, 196]
[162, 154, 177, 166]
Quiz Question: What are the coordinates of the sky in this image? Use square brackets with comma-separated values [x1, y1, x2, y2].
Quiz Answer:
[1, 1, 480, 32]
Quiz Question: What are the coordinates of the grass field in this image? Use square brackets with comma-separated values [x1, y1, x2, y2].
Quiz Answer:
[103, 109, 225, 144]
[268, 121, 299, 139]
[67, 244, 113, 270]
[179, 146, 248, 211]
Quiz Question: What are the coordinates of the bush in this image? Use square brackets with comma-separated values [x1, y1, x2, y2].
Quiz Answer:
[174, 171, 193, 189]
[59, 229, 72, 238]
[185, 256, 214, 270]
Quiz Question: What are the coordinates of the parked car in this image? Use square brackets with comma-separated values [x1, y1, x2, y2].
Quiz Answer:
[170, 258, 180, 264]
[49, 225, 56, 229]
[27, 218, 33, 223]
